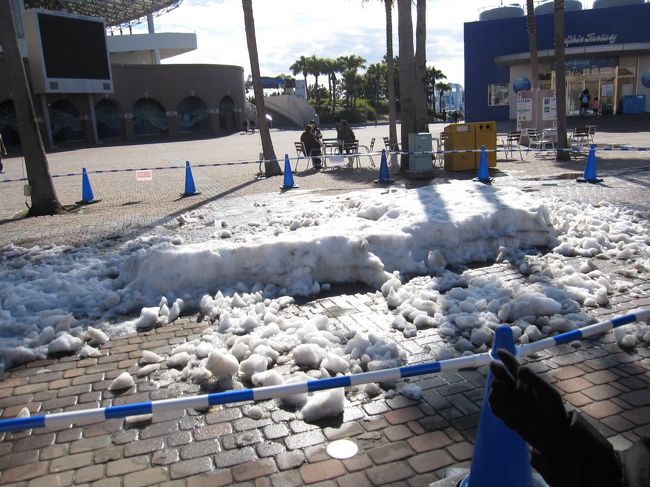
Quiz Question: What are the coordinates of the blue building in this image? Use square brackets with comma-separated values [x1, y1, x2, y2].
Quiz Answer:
[464, 0, 650, 122]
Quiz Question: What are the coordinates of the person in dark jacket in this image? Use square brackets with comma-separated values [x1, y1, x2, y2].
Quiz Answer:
[489, 349, 649, 487]
[300, 125, 322, 170]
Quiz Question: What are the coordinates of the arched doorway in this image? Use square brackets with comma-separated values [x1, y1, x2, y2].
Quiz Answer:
[49, 99, 84, 144]
[133, 98, 168, 138]
[95, 98, 122, 140]
[176, 96, 208, 133]
[0, 100, 20, 147]
[218, 96, 237, 131]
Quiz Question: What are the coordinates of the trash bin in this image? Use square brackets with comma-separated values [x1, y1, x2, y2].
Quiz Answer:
[408, 133, 433, 172]
[444, 123, 475, 171]
[472, 121, 497, 168]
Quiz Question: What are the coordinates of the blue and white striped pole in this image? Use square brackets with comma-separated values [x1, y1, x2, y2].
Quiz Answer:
[1, 308, 648, 433]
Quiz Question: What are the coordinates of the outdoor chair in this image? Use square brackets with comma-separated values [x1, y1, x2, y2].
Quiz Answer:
[570, 127, 590, 155]
[342, 140, 361, 169]
[505, 131, 523, 160]
[358, 138, 377, 167]
[526, 128, 555, 156]
[383, 136, 400, 152]
[293, 141, 322, 172]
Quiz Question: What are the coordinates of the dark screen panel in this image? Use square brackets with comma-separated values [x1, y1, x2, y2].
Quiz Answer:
[38, 13, 110, 80]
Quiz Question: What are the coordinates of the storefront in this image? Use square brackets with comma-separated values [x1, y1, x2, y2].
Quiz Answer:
[464, 1, 650, 122]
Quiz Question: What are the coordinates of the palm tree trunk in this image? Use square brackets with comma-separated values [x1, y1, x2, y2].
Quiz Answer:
[397, 0, 416, 171]
[385, 0, 398, 171]
[242, 0, 281, 176]
[0, 0, 62, 216]
[526, 0, 539, 91]
[554, 0, 570, 161]
[414, 0, 428, 132]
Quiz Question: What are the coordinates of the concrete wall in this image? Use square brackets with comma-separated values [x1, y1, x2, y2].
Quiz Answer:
[0, 61, 245, 147]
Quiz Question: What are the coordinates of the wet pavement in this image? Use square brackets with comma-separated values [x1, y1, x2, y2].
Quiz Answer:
[0, 119, 649, 486]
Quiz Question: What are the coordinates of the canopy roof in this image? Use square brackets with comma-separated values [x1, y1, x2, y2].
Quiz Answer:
[24, 0, 183, 29]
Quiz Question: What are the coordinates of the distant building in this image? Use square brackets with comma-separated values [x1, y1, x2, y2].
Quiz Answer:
[437, 83, 465, 114]
[0, 0, 245, 148]
[464, 0, 650, 122]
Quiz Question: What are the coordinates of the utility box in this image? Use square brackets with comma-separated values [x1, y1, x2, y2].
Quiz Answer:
[407, 133, 434, 172]
[472, 121, 497, 168]
[444, 123, 475, 171]
[622, 95, 646, 114]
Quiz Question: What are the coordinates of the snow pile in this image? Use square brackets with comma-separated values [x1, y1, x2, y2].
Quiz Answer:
[134, 292, 404, 421]
[0, 182, 648, 372]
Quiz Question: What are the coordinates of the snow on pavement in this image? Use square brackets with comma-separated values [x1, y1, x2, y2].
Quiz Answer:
[1, 180, 649, 418]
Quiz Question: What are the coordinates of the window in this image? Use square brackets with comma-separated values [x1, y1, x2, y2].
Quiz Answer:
[488, 84, 509, 106]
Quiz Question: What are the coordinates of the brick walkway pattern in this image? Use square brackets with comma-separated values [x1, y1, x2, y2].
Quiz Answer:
[0, 120, 649, 486]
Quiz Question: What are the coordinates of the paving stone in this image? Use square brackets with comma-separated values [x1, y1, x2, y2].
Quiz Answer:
[180, 438, 221, 460]
[582, 384, 620, 401]
[323, 421, 364, 441]
[555, 377, 593, 394]
[366, 462, 415, 485]
[232, 458, 277, 482]
[170, 457, 214, 479]
[193, 422, 232, 441]
[214, 445, 257, 468]
[407, 450, 455, 474]
[276, 450, 306, 471]
[187, 470, 234, 487]
[25, 470, 75, 487]
[262, 423, 290, 440]
[582, 400, 624, 420]
[69, 435, 112, 453]
[124, 466, 168, 487]
[269, 470, 303, 487]
[106, 457, 149, 476]
[123, 436, 164, 457]
[152, 448, 180, 466]
[0, 461, 49, 483]
[342, 453, 373, 473]
[75, 464, 106, 483]
[407, 430, 453, 453]
[50, 451, 94, 473]
[383, 424, 414, 442]
[447, 441, 474, 461]
[367, 441, 415, 464]
[167, 429, 193, 447]
[384, 406, 424, 425]
[256, 440, 286, 457]
[619, 389, 650, 407]
[284, 430, 326, 450]
[299, 459, 346, 484]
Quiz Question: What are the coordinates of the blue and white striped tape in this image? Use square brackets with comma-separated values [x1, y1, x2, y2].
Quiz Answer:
[2, 144, 648, 185]
[0, 308, 647, 433]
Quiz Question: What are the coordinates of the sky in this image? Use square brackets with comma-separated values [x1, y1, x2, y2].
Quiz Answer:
[129, 0, 593, 88]
[139, 0, 599, 87]
[1, 179, 648, 413]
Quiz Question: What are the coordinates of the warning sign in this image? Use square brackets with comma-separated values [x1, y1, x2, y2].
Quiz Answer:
[136, 170, 153, 181]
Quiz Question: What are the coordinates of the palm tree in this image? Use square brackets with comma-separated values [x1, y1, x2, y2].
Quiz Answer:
[0, 0, 62, 216]
[554, 0, 570, 161]
[397, 0, 417, 171]
[425, 66, 446, 115]
[290, 55, 310, 99]
[526, 0, 539, 91]
[242, 0, 281, 176]
[414, 0, 428, 132]
[309, 56, 325, 112]
[363, 0, 398, 154]
[339, 55, 366, 112]
[384, 0, 398, 160]
[436, 82, 452, 116]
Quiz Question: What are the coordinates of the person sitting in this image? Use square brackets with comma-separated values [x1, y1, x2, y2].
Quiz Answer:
[300, 125, 322, 170]
[335, 116, 356, 164]
[489, 349, 649, 487]
[309, 120, 322, 142]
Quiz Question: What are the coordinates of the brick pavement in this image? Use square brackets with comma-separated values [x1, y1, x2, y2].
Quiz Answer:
[0, 120, 649, 486]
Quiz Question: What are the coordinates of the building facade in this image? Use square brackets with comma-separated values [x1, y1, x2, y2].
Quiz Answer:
[464, 1, 650, 122]
[0, 5, 245, 148]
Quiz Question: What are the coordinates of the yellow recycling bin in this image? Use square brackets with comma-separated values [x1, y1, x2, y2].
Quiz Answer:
[444, 123, 475, 171]
[473, 121, 497, 168]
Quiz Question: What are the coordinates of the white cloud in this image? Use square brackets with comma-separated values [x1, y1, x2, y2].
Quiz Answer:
[144, 0, 596, 86]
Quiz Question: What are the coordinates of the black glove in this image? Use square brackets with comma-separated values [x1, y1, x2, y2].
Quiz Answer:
[489, 349, 569, 455]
